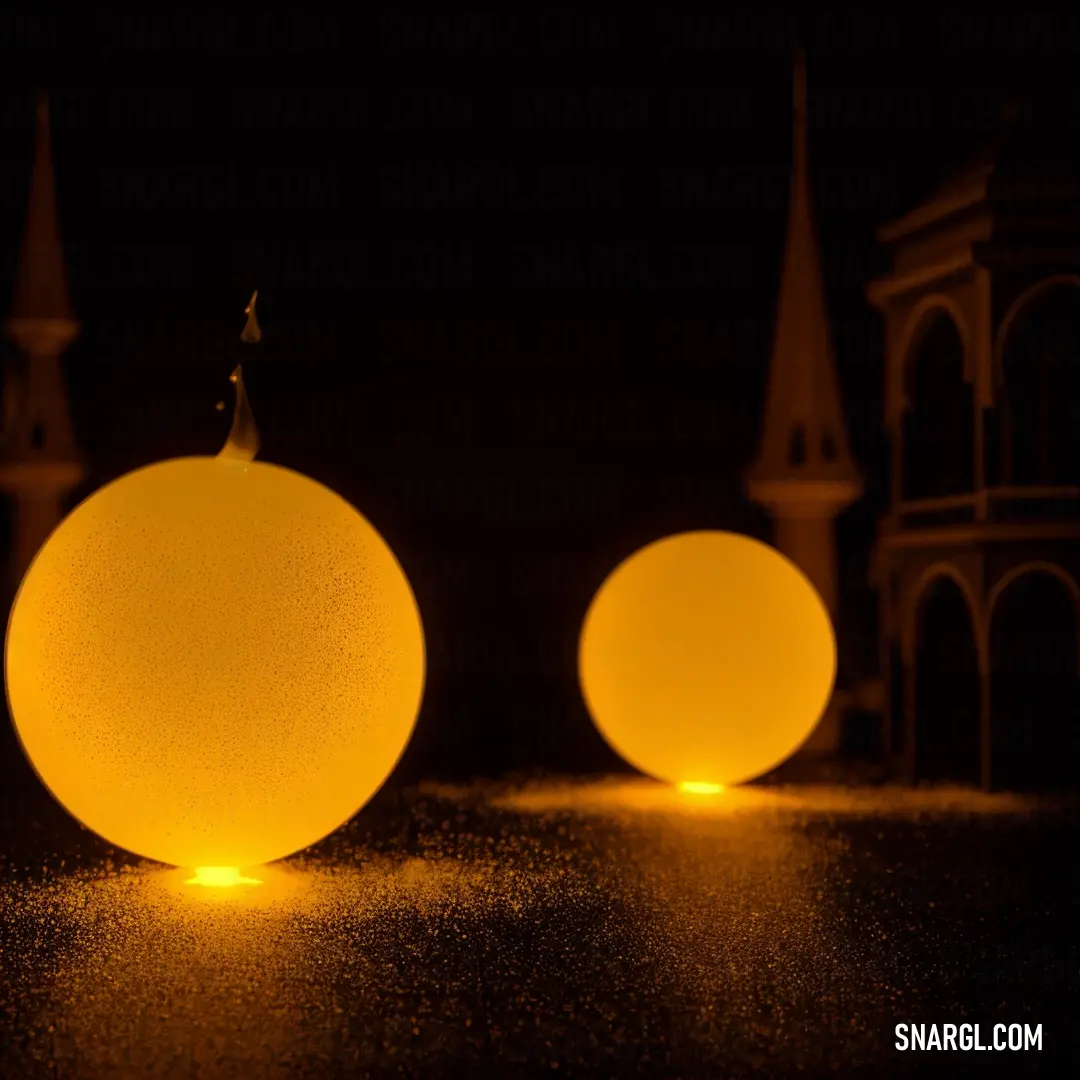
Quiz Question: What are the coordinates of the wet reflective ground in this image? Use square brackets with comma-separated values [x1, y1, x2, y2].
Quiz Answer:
[0, 779, 1075, 1077]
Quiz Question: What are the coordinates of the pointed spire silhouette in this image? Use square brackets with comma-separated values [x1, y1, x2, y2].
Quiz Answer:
[241, 289, 262, 343]
[11, 93, 74, 325]
[748, 47, 859, 487]
[0, 90, 86, 591]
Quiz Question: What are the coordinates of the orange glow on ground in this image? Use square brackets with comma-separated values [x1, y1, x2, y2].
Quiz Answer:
[186, 867, 262, 887]
[579, 530, 837, 788]
[489, 777, 1035, 820]
[679, 782, 725, 795]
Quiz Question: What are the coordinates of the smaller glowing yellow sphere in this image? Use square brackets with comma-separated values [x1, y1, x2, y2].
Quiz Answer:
[578, 530, 836, 787]
[6, 456, 425, 869]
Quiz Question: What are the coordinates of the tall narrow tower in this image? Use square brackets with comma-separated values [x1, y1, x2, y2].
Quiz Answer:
[0, 94, 86, 593]
[746, 50, 862, 752]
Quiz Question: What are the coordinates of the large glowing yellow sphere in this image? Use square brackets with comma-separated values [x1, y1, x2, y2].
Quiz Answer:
[5, 457, 426, 869]
[578, 530, 836, 787]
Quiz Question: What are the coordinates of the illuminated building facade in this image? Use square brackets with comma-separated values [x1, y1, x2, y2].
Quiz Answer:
[869, 103, 1080, 790]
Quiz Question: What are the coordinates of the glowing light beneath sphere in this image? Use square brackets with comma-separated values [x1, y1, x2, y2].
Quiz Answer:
[679, 782, 725, 795]
[5, 369, 425, 870]
[187, 867, 262, 887]
[579, 530, 836, 788]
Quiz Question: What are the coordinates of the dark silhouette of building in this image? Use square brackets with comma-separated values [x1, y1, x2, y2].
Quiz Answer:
[868, 101, 1080, 791]
[0, 94, 85, 595]
[746, 49, 863, 757]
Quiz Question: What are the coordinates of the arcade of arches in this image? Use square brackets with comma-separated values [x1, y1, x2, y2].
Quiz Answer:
[900, 281, 1080, 499]
[898, 567, 1080, 791]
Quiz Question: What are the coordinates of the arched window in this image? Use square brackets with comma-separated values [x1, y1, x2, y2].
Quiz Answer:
[990, 569, 1079, 791]
[820, 430, 837, 462]
[913, 574, 980, 784]
[787, 424, 807, 466]
[902, 311, 973, 500]
[999, 282, 1080, 486]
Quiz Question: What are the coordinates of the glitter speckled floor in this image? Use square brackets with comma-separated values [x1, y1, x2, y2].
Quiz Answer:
[0, 778, 1075, 1077]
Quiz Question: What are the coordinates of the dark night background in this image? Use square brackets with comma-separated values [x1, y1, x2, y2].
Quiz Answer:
[0, 9, 1076, 785]
[1, 13, 1079, 1078]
